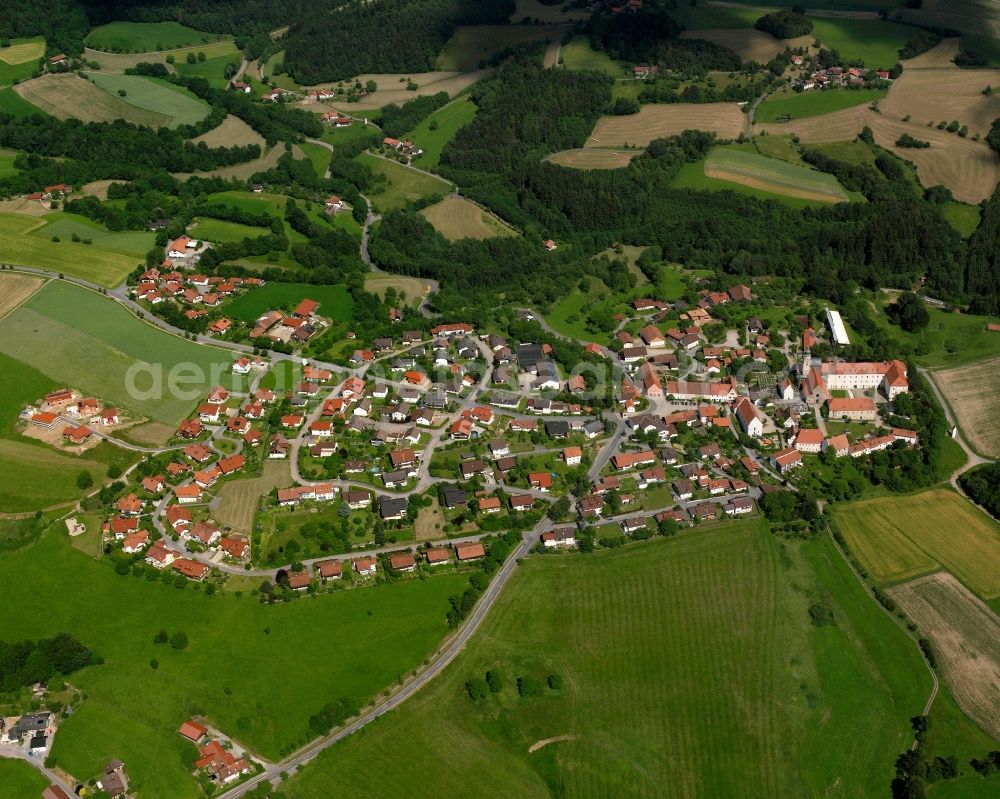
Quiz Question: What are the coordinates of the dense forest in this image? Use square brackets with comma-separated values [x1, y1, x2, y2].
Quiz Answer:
[966, 185, 1000, 315]
[958, 463, 1000, 519]
[0, 634, 97, 692]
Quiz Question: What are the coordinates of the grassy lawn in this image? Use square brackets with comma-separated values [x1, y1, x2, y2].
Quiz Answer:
[0, 281, 238, 429]
[941, 201, 981, 238]
[880, 305, 1000, 369]
[833, 489, 1000, 598]
[281, 523, 931, 798]
[85, 21, 224, 52]
[671, 147, 851, 209]
[560, 36, 627, 77]
[405, 97, 477, 170]
[206, 189, 290, 215]
[170, 42, 242, 89]
[544, 280, 613, 346]
[0, 59, 40, 87]
[0, 759, 48, 798]
[811, 139, 877, 166]
[85, 71, 210, 127]
[0, 36, 43, 87]
[0, 212, 140, 287]
[299, 141, 331, 178]
[357, 152, 452, 212]
[756, 88, 887, 124]
[0, 529, 468, 796]
[189, 217, 271, 243]
[753, 133, 805, 164]
[824, 419, 874, 438]
[226, 282, 353, 323]
[31, 211, 155, 256]
[0, 147, 18, 179]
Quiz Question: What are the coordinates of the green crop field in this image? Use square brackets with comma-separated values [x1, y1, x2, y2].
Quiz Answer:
[560, 36, 627, 76]
[756, 88, 888, 123]
[226, 282, 354, 323]
[206, 189, 289, 215]
[671, 147, 851, 208]
[0, 528, 468, 797]
[282, 524, 932, 798]
[85, 21, 222, 52]
[0, 59, 39, 87]
[0, 212, 141, 286]
[0, 86, 45, 116]
[0, 759, 48, 798]
[357, 153, 452, 211]
[0, 281, 240, 430]
[405, 97, 476, 169]
[833, 489, 1000, 598]
[85, 72, 210, 127]
[31, 212, 155, 256]
[189, 217, 270, 243]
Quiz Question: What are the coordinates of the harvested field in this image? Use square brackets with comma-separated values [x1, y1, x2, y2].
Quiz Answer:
[588, 103, 745, 147]
[14, 74, 172, 129]
[679, 29, 811, 64]
[192, 115, 265, 149]
[547, 148, 641, 169]
[869, 115, 1000, 204]
[759, 104, 1000, 202]
[899, 37, 961, 69]
[933, 356, 1000, 458]
[83, 48, 168, 73]
[755, 103, 870, 142]
[214, 461, 293, 531]
[0, 273, 44, 319]
[420, 196, 517, 241]
[880, 68, 1000, 136]
[80, 180, 115, 200]
[301, 71, 485, 110]
[363, 273, 433, 306]
[123, 422, 174, 447]
[889, 572, 1000, 739]
[0, 198, 50, 217]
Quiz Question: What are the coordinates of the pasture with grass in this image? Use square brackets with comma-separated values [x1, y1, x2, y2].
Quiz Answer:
[31, 212, 155, 256]
[281, 523, 932, 798]
[404, 97, 477, 169]
[0, 529, 468, 796]
[756, 88, 888, 123]
[188, 217, 271, 243]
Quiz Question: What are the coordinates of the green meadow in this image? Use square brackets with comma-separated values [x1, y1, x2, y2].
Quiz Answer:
[356, 153, 452, 212]
[0, 759, 48, 798]
[169, 42, 242, 89]
[0, 212, 140, 286]
[85, 21, 222, 52]
[189, 216, 271, 243]
[225, 282, 354, 323]
[560, 36, 627, 76]
[756, 88, 888, 123]
[0, 529, 467, 797]
[0, 147, 18, 179]
[282, 524, 936, 798]
[405, 97, 477, 169]
[0, 281, 239, 427]
[31, 211, 155, 256]
[85, 72, 211, 128]
[0, 86, 45, 116]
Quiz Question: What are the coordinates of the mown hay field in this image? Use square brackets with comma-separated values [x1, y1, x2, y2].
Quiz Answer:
[305, 70, 486, 110]
[0, 272, 44, 318]
[281, 525, 931, 798]
[880, 67, 1000, 136]
[357, 153, 452, 212]
[546, 148, 641, 169]
[703, 147, 849, 202]
[214, 461, 294, 531]
[420, 196, 517, 241]
[85, 72, 210, 128]
[14, 73, 173, 128]
[587, 103, 745, 147]
[0, 37, 45, 65]
[933, 356, 1000, 458]
[834, 489, 1000, 597]
[680, 29, 811, 64]
[889, 572, 1000, 739]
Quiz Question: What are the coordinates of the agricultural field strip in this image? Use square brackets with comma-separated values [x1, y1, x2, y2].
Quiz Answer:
[705, 149, 849, 202]
[932, 356, 1000, 458]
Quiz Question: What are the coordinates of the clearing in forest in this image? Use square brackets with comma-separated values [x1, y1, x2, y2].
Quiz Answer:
[587, 103, 745, 147]
[420, 196, 517, 241]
